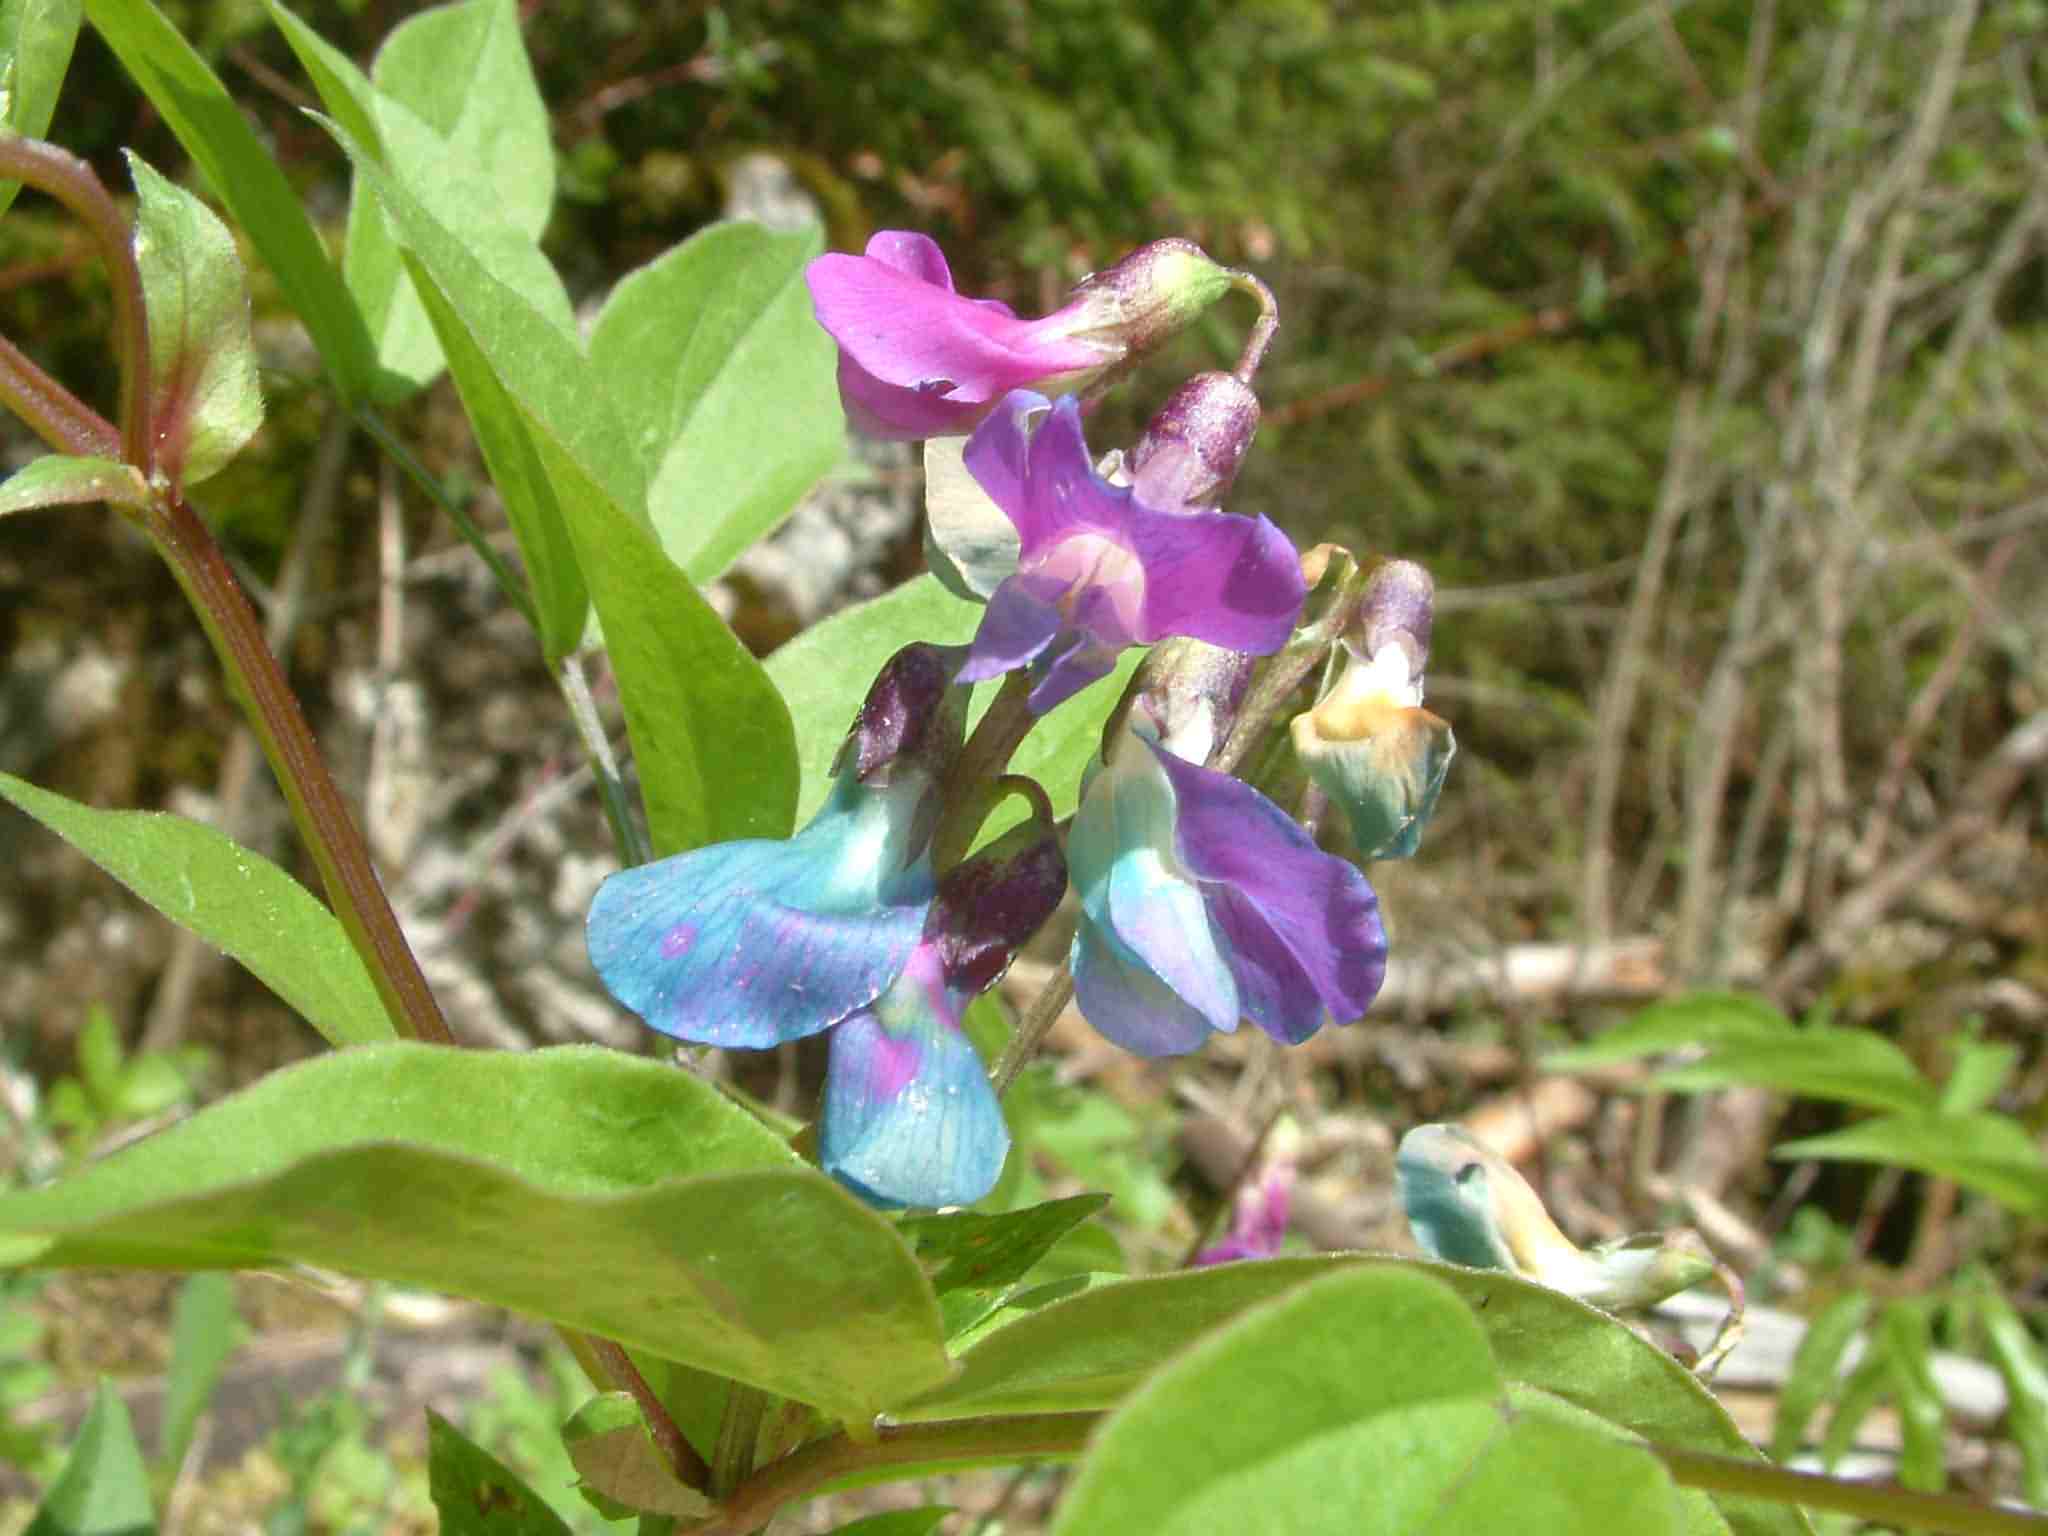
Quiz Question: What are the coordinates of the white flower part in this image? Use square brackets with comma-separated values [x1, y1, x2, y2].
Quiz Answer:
[1358, 640, 1424, 708]
[1156, 695, 1221, 767]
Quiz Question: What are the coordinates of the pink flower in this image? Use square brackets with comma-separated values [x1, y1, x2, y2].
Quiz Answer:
[805, 232, 1230, 439]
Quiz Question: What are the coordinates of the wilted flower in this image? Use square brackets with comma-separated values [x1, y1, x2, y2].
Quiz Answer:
[821, 818, 1066, 1209]
[1396, 1124, 1715, 1310]
[1291, 560, 1453, 859]
[585, 645, 962, 1049]
[1067, 699, 1387, 1056]
[806, 232, 1232, 439]
[955, 390, 1305, 714]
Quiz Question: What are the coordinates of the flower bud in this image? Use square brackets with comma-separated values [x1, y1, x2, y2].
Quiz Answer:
[1289, 560, 1453, 860]
[1129, 637, 1257, 767]
[1058, 238, 1234, 361]
[834, 642, 969, 788]
[1127, 371, 1261, 509]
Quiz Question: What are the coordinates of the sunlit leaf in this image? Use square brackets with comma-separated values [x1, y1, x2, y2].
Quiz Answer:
[0, 771, 393, 1048]
[0, 1046, 949, 1423]
[125, 153, 263, 489]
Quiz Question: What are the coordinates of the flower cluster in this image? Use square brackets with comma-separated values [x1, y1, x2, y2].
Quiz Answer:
[587, 231, 1454, 1210]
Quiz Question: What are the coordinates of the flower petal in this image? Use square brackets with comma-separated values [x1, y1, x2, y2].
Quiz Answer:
[1126, 503, 1305, 655]
[806, 249, 1102, 439]
[1152, 741, 1387, 1030]
[586, 775, 935, 1048]
[820, 946, 1010, 1208]
[958, 577, 1063, 684]
[1071, 920, 1223, 1056]
[1067, 734, 1238, 1051]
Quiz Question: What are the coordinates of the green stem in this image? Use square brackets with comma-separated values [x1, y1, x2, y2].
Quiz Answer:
[711, 1384, 774, 1498]
[147, 492, 455, 1046]
[574, 1333, 711, 1493]
[990, 965, 1075, 1098]
[1651, 1445, 2048, 1535]
[0, 138, 151, 472]
[932, 670, 1038, 871]
[352, 405, 540, 631]
[558, 654, 652, 867]
[702, 1413, 1097, 1534]
[0, 331, 119, 458]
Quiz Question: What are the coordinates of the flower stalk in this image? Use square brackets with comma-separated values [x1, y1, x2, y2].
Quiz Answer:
[147, 493, 455, 1046]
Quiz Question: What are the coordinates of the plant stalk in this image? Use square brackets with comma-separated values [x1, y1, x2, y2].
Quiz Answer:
[147, 493, 455, 1046]
[0, 331, 119, 459]
[1652, 1445, 2048, 1535]
[702, 1413, 1098, 1534]
[0, 137, 151, 471]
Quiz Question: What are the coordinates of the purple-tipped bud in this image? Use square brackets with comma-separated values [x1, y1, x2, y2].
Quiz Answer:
[1130, 638, 1258, 767]
[1060, 239, 1234, 362]
[1291, 560, 1453, 861]
[1127, 371, 1262, 510]
[834, 642, 969, 788]
[1357, 559, 1435, 675]
[927, 817, 1068, 995]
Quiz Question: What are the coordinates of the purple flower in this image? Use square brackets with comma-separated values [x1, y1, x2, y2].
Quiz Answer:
[1195, 1165, 1296, 1265]
[1068, 708, 1387, 1055]
[805, 233, 1232, 440]
[585, 645, 961, 1049]
[821, 820, 1066, 1209]
[955, 391, 1306, 714]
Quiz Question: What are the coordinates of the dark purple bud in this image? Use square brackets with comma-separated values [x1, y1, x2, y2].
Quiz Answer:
[926, 818, 1067, 995]
[835, 642, 969, 787]
[1357, 560, 1435, 675]
[1127, 371, 1262, 509]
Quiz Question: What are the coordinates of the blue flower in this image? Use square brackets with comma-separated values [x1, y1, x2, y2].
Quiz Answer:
[820, 820, 1065, 1208]
[585, 645, 960, 1050]
[1068, 708, 1388, 1056]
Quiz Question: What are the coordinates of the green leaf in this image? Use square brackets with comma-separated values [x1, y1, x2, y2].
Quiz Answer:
[25, 1381, 153, 1536]
[560, 1393, 712, 1520]
[0, 1045, 950, 1423]
[1973, 1284, 2048, 1507]
[766, 575, 983, 822]
[75, 1003, 122, 1108]
[0, 0, 82, 218]
[159, 1273, 238, 1471]
[902, 1256, 1805, 1536]
[330, 118, 800, 847]
[1776, 1112, 2048, 1216]
[898, 1194, 1112, 1296]
[1881, 1303, 1946, 1491]
[83, 0, 377, 403]
[899, 1194, 1112, 1338]
[527, 422, 799, 850]
[1939, 1039, 2017, 1114]
[589, 221, 844, 582]
[354, 0, 560, 395]
[1770, 1291, 1871, 1463]
[264, 0, 569, 402]
[1651, 1029, 1936, 1115]
[0, 455, 148, 516]
[1547, 992, 1793, 1072]
[125, 151, 263, 488]
[0, 771, 392, 1048]
[427, 1410, 571, 1536]
[1049, 1268, 1686, 1536]
[821, 1512, 951, 1536]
